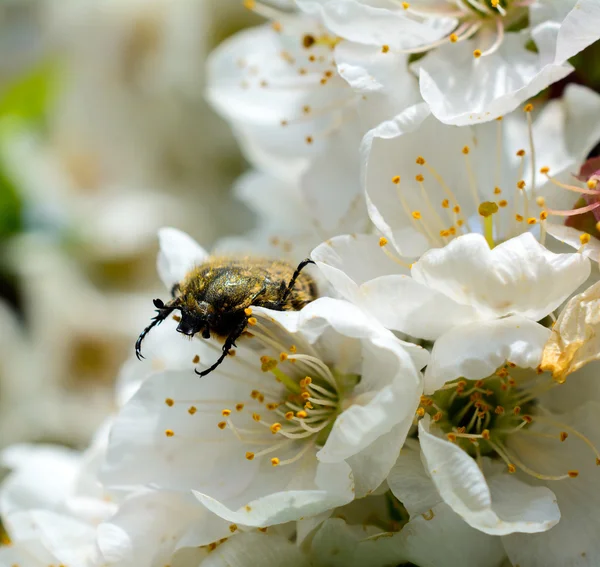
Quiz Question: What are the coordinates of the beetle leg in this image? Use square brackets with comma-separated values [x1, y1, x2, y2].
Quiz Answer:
[135, 300, 177, 360]
[280, 258, 315, 303]
[195, 318, 246, 378]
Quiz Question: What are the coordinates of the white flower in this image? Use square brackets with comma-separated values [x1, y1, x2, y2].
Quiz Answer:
[297, 0, 595, 125]
[102, 296, 426, 528]
[215, 166, 369, 263]
[206, 9, 418, 175]
[359, 84, 600, 258]
[390, 363, 600, 565]
[315, 229, 589, 393]
[102, 226, 427, 528]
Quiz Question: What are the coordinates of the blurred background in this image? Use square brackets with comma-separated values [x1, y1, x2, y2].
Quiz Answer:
[0, 0, 266, 449]
[0, 0, 599, 454]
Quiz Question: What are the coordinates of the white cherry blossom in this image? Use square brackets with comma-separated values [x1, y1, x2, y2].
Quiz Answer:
[297, 0, 597, 125]
[388, 362, 600, 565]
[102, 227, 427, 528]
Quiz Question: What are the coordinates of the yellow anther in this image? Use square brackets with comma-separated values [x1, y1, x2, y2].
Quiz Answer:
[447, 433, 457, 442]
[280, 352, 288, 362]
[416, 407, 425, 417]
[193, 355, 200, 364]
[440, 230, 450, 237]
[289, 345, 297, 353]
[524, 103, 534, 112]
[244, 307, 253, 316]
[301, 391, 311, 400]
[236, 403, 244, 411]
[303, 105, 311, 114]
[568, 470, 579, 478]
[449, 33, 458, 42]
[285, 411, 294, 420]
[441, 199, 449, 208]
[415, 174, 424, 182]
[473, 49, 482, 58]
[513, 406, 521, 415]
[382, 45, 390, 53]
[379, 236, 388, 247]
[252, 413, 261, 422]
[402, 1, 410, 8]
[251, 390, 260, 399]
[229, 524, 238, 533]
[412, 211, 422, 219]
[271, 457, 280, 466]
[507, 464, 516, 474]
[165, 398, 174, 407]
[453, 205, 461, 213]
[266, 402, 279, 410]
[540, 166, 550, 174]
[296, 410, 308, 419]
[515, 214, 524, 222]
[478, 201, 498, 217]
[432, 411, 443, 422]
[596, 221, 600, 233]
[248, 317, 258, 326]
[449, 226, 456, 235]
[536, 196, 546, 207]
[243, 0, 255, 9]
[462, 146, 470, 154]
[527, 217, 537, 225]
[560, 431, 568, 442]
[517, 180, 526, 189]
[481, 429, 490, 440]
[580, 233, 591, 245]
[516, 149, 526, 157]
[540, 211, 548, 220]
[304, 376, 312, 384]
[222, 409, 232, 417]
[165, 429, 174, 437]
[217, 421, 227, 430]
[188, 406, 197, 415]
[498, 199, 508, 207]
[416, 156, 426, 165]
[246, 452, 255, 460]
[494, 187, 502, 195]
[392, 175, 400, 184]
[491, 0, 499, 6]
[305, 136, 313, 144]
[270, 423, 282, 434]
[587, 179, 598, 189]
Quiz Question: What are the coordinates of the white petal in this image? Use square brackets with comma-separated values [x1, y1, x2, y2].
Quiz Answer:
[157, 227, 208, 290]
[193, 461, 354, 527]
[412, 232, 590, 320]
[359, 274, 481, 340]
[546, 224, 600, 263]
[201, 532, 310, 567]
[419, 418, 560, 535]
[297, 0, 457, 50]
[418, 34, 573, 126]
[555, 0, 600, 63]
[387, 440, 442, 517]
[503, 401, 600, 567]
[425, 316, 551, 393]
[317, 333, 421, 471]
[96, 490, 230, 566]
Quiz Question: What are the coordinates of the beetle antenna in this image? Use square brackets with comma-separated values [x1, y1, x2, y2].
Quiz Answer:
[135, 299, 177, 360]
[280, 257, 315, 303]
[195, 319, 246, 377]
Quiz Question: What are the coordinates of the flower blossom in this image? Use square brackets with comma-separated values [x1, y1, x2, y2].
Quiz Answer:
[297, 0, 599, 125]
[101, 228, 427, 530]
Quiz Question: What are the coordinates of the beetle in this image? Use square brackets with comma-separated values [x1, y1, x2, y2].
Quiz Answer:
[135, 257, 316, 376]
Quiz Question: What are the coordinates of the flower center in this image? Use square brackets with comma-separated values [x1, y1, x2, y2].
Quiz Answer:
[418, 363, 600, 480]
[378, 103, 598, 264]
[391, 0, 528, 59]
[161, 311, 357, 468]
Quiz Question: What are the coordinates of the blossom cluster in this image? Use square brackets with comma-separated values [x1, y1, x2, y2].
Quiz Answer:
[2, 1, 600, 566]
